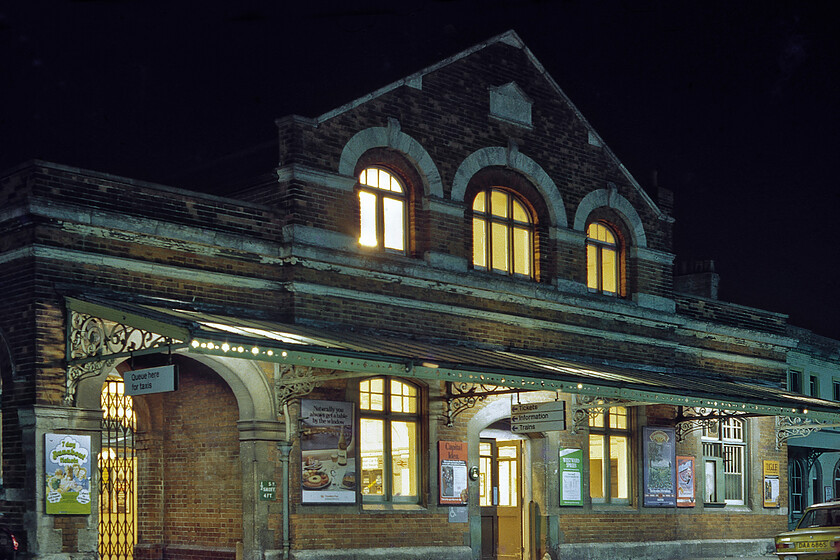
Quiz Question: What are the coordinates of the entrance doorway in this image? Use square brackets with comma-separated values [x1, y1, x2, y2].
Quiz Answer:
[480, 438, 523, 560]
[99, 375, 137, 560]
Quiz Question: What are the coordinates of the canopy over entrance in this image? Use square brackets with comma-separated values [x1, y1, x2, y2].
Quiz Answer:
[64, 294, 840, 434]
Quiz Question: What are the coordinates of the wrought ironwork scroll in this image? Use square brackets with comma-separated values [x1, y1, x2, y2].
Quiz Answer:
[674, 406, 753, 442]
[442, 382, 521, 427]
[65, 309, 182, 405]
[776, 416, 831, 450]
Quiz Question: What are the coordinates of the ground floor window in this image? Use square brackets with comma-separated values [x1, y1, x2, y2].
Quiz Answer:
[702, 417, 746, 505]
[588, 406, 630, 503]
[358, 377, 421, 503]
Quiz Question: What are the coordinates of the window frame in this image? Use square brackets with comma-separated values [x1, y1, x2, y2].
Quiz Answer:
[585, 221, 621, 296]
[789, 370, 803, 393]
[471, 187, 536, 279]
[356, 166, 409, 255]
[701, 417, 747, 506]
[357, 376, 423, 504]
[810, 375, 820, 398]
[587, 405, 631, 505]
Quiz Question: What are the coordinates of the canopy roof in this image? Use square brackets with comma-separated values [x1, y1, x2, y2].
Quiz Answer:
[65, 295, 840, 422]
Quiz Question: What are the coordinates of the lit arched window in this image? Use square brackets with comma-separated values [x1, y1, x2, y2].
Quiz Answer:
[586, 222, 620, 295]
[472, 188, 534, 278]
[359, 377, 420, 503]
[358, 167, 407, 253]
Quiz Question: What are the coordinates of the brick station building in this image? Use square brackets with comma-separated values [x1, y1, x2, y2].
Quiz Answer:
[2, 30, 839, 560]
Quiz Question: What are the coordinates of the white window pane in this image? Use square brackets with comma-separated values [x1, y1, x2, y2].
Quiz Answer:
[589, 434, 605, 499]
[601, 247, 617, 294]
[490, 190, 508, 218]
[587, 244, 598, 290]
[473, 218, 487, 268]
[513, 227, 530, 276]
[360, 418, 384, 496]
[610, 435, 629, 499]
[359, 191, 378, 247]
[491, 222, 509, 272]
[382, 197, 404, 251]
[391, 421, 417, 497]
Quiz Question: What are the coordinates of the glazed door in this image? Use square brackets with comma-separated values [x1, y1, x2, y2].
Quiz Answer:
[480, 439, 523, 560]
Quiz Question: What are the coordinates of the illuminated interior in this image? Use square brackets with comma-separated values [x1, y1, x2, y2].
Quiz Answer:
[586, 222, 619, 295]
[358, 167, 406, 252]
[359, 378, 418, 502]
[472, 188, 533, 277]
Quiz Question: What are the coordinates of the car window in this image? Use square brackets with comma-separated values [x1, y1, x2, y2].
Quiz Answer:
[799, 508, 840, 528]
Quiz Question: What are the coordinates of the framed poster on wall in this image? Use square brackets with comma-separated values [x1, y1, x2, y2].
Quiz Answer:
[763, 460, 780, 508]
[300, 399, 356, 504]
[558, 448, 583, 506]
[439, 441, 468, 505]
[45, 433, 92, 515]
[643, 427, 676, 507]
[676, 456, 695, 507]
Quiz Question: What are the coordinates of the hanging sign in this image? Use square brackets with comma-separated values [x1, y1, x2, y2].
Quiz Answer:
[45, 433, 93, 515]
[124, 364, 178, 396]
[439, 441, 468, 505]
[643, 427, 676, 507]
[300, 400, 356, 504]
[558, 448, 583, 506]
[764, 460, 780, 508]
[676, 456, 695, 507]
[511, 401, 566, 433]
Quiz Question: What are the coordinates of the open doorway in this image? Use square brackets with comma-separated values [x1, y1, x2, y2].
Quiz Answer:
[99, 374, 137, 560]
[480, 435, 524, 560]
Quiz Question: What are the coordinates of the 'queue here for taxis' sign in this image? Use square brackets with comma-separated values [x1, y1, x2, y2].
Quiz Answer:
[511, 401, 566, 433]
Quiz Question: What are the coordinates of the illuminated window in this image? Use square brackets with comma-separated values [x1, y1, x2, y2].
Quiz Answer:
[586, 222, 620, 296]
[359, 377, 420, 503]
[588, 406, 630, 503]
[472, 188, 534, 278]
[358, 167, 407, 253]
[702, 417, 746, 505]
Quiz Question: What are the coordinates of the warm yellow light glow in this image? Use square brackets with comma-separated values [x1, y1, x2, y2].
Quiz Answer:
[472, 188, 533, 278]
[191, 340, 200, 348]
[358, 167, 406, 252]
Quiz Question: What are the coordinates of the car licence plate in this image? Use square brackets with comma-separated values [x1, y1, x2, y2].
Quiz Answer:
[798, 540, 829, 549]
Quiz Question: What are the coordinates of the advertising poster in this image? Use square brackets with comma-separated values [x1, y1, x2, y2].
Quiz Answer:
[643, 427, 676, 507]
[439, 441, 468, 505]
[45, 433, 92, 515]
[676, 456, 695, 507]
[558, 448, 583, 506]
[764, 460, 780, 508]
[300, 399, 356, 504]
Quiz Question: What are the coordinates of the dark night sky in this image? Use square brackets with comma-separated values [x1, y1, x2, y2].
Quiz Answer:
[2, 1, 839, 338]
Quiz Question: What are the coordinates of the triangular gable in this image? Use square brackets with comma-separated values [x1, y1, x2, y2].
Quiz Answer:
[313, 29, 670, 222]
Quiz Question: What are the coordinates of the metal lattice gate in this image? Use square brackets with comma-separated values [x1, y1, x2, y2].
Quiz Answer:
[99, 376, 136, 560]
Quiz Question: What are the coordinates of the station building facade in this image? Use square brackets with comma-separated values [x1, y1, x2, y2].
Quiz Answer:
[2, 31, 839, 560]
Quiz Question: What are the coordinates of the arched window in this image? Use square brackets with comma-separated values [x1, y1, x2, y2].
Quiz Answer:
[833, 460, 840, 502]
[791, 459, 804, 515]
[357, 167, 407, 253]
[359, 377, 420, 503]
[586, 221, 620, 296]
[472, 188, 534, 278]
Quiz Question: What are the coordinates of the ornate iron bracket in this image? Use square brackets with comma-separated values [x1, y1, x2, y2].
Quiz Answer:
[442, 382, 521, 427]
[674, 406, 754, 442]
[275, 364, 320, 413]
[776, 416, 829, 450]
[64, 308, 181, 405]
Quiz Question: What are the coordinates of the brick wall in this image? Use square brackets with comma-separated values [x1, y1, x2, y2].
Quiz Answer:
[134, 356, 242, 556]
